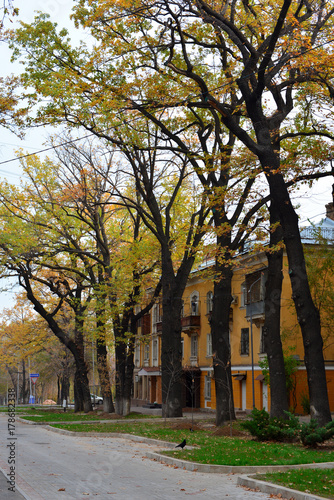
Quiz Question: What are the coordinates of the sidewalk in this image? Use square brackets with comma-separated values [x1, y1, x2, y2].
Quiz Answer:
[0, 468, 25, 500]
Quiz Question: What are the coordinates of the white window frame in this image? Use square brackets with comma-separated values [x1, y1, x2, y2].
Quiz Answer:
[259, 326, 266, 354]
[190, 333, 198, 358]
[190, 291, 199, 315]
[206, 333, 212, 357]
[134, 341, 140, 367]
[204, 374, 211, 400]
[144, 343, 150, 365]
[152, 337, 158, 366]
[206, 291, 213, 314]
[152, 303, 160, 334]
[241, 282, 247, 308]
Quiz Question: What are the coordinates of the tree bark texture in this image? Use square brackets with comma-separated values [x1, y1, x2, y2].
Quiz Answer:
[210, 237, 236, 425]
[96, 338, 115, 414]
[160, 250, 185, 418]
[263, 203, 289, 418]
[264, 163, 331, 425]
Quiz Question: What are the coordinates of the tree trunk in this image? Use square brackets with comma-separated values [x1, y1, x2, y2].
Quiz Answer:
[57, 376, 61, 405]
[114, 309, 135, 416]
[160, 255, 184, 418]
[96, 338, 114, 414]
[161, 290, 184, 418]
[123, 329, 136, 416]
[266, 168, 331, 425]
[114, 336, 127, 415]
[21, 359, 29, 404]
[211, 242, 236, 425]
[73, 358, 92, 413]
[60, 374, 70, 403]
[72, 315, 93, 413]
[263, 203, 289, 418]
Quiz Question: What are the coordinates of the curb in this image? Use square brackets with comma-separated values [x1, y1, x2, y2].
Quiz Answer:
[237, 474, 329, 500]
[144, 451, 334, 474]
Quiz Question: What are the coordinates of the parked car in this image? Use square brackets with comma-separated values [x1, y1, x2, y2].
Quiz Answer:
[90, 394, 103, 405]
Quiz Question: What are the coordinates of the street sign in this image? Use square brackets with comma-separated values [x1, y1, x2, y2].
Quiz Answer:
[30, 374, 39, 385]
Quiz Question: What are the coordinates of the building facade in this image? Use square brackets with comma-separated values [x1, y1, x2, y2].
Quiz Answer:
[132, 206, 334, 414]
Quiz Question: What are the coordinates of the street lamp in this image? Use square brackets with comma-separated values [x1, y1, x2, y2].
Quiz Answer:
[248, 275, 262, 409]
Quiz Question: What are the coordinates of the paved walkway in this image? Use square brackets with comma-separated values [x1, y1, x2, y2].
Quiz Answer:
[1, 409, 333, 500]
[0, 415, 273, 500]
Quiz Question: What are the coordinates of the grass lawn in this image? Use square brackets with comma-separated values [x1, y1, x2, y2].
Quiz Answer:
[51, 420, 334, 467]
[18, 411, 157, 422]
[255, 468, 334, 500]
[0, 406, 41, 413]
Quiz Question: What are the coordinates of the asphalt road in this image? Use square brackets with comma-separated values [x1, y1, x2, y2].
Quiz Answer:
[0, 415, 273, 500]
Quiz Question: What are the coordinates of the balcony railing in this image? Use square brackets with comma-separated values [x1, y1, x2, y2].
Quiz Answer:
[181, 315, 201, 331]
[181, 300, 201, 332]
[246, 300, 265, 318]
[190, 355, 198, 366]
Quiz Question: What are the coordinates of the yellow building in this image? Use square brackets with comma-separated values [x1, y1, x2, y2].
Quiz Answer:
[132, 206, 334, 414]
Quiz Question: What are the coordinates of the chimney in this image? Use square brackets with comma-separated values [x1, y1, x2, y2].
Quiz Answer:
[326, 202, 334, 220]
[326, 184, 334, 220]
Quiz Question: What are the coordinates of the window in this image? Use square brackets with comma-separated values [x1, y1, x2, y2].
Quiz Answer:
[240, 282, 247, 308]
[134, 341, 140, 367]
[144, 343, 150, 365]
[240, 328, 249, 355]
[206, 291, 213, 314]
[152, 303, 161, 333]
[191, 334, 198, 358]
[190, 292, 199, 315]
[206, 333, 212, 356]
[135, 305, 141, 327]
[260, 326, 266, 354]
[152, 338, 158, 366]
[204, 374, 211, 400]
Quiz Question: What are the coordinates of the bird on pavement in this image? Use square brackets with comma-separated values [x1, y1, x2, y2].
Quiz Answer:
[175, 439, 186, 449]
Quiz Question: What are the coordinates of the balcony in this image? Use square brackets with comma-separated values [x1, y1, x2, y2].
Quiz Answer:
[181, 300, 201, 333]
[181, 315, 201, 333]
[246, 301, 265, 327]
[189, 355, 198, 367]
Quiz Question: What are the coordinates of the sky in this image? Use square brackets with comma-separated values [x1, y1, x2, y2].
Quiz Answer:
[0, 0, 333, 309]
[0, 0, 76, 184]
[0, 0, 76, 308]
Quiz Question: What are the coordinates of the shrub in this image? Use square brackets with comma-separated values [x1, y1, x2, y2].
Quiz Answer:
[243, 409, 334, 448]
[300, 419, 334, 447]
[241, 409, 300, 442]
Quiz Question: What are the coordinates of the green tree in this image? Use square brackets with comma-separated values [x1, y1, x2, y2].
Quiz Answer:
[61, 0, 333, 425]
[8, 1, 334, 423]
